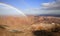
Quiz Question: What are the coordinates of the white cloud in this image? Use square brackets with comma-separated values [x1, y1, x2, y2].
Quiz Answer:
[41, 0, 60, 10]
[23, 8, 60, 15]
[22, 0, 60, 15]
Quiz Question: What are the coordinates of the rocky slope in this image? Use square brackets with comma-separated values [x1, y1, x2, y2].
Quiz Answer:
[0, 16, 60, 36]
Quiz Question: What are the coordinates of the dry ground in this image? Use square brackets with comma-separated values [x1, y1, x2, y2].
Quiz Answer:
[0, 16, 60, 36]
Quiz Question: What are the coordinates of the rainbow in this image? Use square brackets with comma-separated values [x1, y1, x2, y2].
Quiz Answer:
[0, 3, 27, 17]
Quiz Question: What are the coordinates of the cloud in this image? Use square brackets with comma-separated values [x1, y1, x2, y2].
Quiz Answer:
[41, 0, 60, 10]
[23, 0, 60, 15]
[23, 8, 60, 15]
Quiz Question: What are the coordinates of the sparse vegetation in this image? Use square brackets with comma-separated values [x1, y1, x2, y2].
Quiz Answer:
[0, 16, 60, 36]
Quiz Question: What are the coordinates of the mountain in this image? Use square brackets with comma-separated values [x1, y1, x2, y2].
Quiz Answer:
[38, 14, 60, 17]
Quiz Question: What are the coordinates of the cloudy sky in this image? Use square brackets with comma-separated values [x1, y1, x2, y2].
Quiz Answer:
[0, 0, 60, 15]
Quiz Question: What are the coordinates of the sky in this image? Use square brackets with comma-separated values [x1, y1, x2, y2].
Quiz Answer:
[0, 0, 60, 15]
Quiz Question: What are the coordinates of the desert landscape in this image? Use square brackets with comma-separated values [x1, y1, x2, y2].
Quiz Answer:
[0, 0, 60, 36]
[0, 16, 60, 36]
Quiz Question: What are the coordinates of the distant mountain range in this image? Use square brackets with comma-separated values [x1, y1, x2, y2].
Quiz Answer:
[37, 14, 60, 17]
[27, 14, 60, 17]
